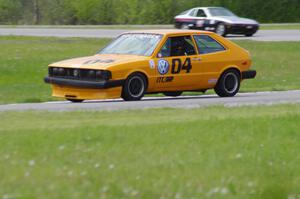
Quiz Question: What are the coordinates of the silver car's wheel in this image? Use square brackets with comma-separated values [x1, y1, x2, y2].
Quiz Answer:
[216, 23, 227, 36]
[181, 24, 190, 29]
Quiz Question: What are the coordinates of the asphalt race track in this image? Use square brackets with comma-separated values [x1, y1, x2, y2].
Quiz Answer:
[0, 90, 299, 112]
[0, 28, 300, 41]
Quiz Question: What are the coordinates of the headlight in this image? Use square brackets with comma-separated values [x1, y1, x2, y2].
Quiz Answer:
[88, 70, 96, 78]
[95, 70, 102, 78]
[51, 67, 59, 76]
[58, 68, 65, 76]
[73, 69, 80, 77]
[96, 70, 111, 81]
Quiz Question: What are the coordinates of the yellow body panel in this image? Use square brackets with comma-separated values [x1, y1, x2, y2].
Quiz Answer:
[52, 85, 121, 100]
[47, 30, 252, 100]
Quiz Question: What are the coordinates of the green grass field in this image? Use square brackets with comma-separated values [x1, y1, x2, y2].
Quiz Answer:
[0, 36, 299, 104]
[260, 24, 300, 30]
[0, 104, 299, 198]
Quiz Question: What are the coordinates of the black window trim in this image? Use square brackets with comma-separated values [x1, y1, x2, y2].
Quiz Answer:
[193, 34, 227, 55]
[157, 35, 198, 58]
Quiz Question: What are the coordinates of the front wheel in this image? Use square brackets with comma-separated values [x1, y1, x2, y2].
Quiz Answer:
[215, 23, 227, 37]
[122, 73, 147, 101]
[214, 69, 241, 97]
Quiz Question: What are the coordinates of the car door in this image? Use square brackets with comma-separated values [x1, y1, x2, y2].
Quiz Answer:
[192, 34, 228, 87]
[194, 9, 208, 28]
[154, 35, 202, 90]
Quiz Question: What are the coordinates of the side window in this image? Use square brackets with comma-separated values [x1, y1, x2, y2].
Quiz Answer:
[189, 9, 197, 16]
[196, 9, 207, 17]
[193, 35, 225, 54]
[158, 36, 197, 57]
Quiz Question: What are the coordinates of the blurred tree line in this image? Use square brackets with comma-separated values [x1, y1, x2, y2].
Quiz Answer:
[0, 0, 299, 25]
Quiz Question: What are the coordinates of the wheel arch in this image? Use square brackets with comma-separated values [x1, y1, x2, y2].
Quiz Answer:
[216, 66, 241, 84]
[219, 66, 241, 79]
[125, 70, 149, 90]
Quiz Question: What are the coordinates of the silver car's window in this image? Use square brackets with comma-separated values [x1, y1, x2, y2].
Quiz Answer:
[179, 9, 190, 15]
[189, 9, 197, 16]
[196, 9, 207, 17]
[99, 34, 162, 56]
[193, 35, 225, 54]
[208, 7, 236, 17]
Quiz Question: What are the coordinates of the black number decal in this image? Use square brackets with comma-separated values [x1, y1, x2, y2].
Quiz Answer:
[171, 59, 181, 74]
[171, 58, 192, 74]
[182, 58, 192, 73]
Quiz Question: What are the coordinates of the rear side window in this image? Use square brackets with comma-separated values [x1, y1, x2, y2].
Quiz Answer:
[193, 35, 225, 54]
[158, 36, 196, 57]
[196, 9, 207, 17]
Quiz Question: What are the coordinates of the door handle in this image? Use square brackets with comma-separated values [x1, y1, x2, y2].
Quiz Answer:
[191, 57, 202, 61]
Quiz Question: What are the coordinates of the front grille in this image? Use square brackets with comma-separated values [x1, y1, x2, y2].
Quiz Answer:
[48, 67, 111, 82]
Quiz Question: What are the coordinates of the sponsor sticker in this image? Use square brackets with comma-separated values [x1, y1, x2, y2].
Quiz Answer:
[157, 76, 174, 83]
[157, 59, 169, 75]
[149, 60, 155, 69]
[208, 79, 218, 84]
[196, 20, 204, 27]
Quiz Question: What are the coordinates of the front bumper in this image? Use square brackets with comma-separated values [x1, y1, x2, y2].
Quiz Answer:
[187, 22, 259, 35]
[226, 24, 259, 35]
[44, 76, 124, 89]
[242, 70, 257, 79]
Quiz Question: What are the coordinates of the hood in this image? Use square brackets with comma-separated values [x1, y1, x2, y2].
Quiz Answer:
[210, 16, 258, 24]
[49, 54, 148, 69]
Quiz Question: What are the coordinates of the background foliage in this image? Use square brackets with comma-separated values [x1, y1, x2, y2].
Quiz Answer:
[0, 0, 299, 25]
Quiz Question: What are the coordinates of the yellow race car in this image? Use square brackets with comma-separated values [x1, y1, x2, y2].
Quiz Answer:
[44, 30, 256, 102]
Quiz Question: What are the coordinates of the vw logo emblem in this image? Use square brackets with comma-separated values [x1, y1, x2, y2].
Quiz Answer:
[157, 59, 169, 75]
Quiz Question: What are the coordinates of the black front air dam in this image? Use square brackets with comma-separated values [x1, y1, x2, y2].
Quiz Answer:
[242, 70, 257, 79]
[44, 77, 124, 89]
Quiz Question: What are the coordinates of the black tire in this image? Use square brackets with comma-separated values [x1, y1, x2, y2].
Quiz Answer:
[67, 98, 84, 103]
[163, 91, 183, 97]
[215, 23, 227, 37]
[122, 73, 147, 101]
[245, 33, 254, 37]
[214, 69, 241, 97]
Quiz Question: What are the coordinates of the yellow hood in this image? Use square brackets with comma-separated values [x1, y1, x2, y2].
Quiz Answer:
[49, 54, 148, 69]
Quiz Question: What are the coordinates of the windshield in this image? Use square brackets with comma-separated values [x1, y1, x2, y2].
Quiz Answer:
[179, 9, 190, 15]
[208, 7, 236, 17]
[99, 33, 163, 56]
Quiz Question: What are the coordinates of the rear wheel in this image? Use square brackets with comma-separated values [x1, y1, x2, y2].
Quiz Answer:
[122, 73, 147, 101]
[214, 69, 241, 97]
[163, 91, 183, 97]
[215, 23, 227, 37]
[181, 24, 190, 29]
[67, 98, 84, 103]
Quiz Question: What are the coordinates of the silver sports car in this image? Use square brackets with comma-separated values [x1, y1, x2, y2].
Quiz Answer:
[174, 7, 259, 37]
